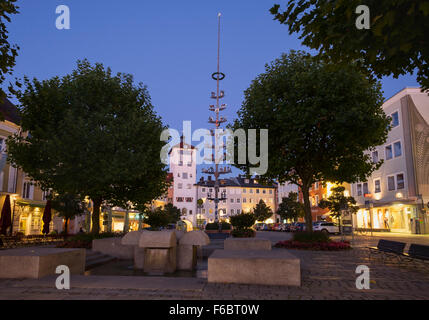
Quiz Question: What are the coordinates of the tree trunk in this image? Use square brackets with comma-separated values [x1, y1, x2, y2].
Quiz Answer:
[123, 209, 129, 233]
[91, 198, 102, 234]
[301, 186, 313, 232]
[64, 218, 69, 238]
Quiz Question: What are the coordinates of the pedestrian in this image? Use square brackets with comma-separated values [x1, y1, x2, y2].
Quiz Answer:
[384, 216, 389, 229]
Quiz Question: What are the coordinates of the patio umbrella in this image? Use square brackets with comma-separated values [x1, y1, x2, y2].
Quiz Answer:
[0, 195, 12, 235]
[42, 200, 52, 235]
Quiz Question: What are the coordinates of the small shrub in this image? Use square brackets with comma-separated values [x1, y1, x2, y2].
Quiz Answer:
[230, 213, 256, 230]
[56, 231, 125, 249]
[231, 228, 256, 238]
[220, 222, 232, 230]
[205, 222, 219, 230]
[275, 240, 351, 251]
[293, 231, 330, 243]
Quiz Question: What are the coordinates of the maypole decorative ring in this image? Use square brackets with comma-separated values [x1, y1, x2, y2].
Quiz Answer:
[211, 72, 225, 81]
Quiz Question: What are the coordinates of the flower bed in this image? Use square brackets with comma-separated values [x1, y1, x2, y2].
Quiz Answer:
[275, 240, 351, 251]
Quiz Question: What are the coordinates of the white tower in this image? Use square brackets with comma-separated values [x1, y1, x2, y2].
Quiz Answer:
[169, 137, 197, 226]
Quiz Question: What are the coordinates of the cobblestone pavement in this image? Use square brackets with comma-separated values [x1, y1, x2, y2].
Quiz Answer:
[1, 246, 428, 300]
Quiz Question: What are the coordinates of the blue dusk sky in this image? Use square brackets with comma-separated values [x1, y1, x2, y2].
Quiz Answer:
[5, 0, 420, 178]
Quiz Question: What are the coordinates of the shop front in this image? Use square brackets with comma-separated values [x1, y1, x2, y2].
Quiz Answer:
[354, 203, 420, 234]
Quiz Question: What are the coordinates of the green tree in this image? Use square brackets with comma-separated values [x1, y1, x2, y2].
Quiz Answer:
[318, 186, 359, 231]
[270, 0, 429, 92]
[50, 193, 85, 236]
[6, 60, 168, 234]
[252, 200, 273, 222]
[231, 51, 390, 232]
[277, 192, 304, 222]
[163, 203, 181, 224]
[0, 0, 20, 115]
[143, 204, 180, 230]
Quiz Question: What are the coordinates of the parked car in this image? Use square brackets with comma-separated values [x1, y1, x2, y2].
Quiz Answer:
[281, 223, 292, 232]
[313, 221, 340, 234]
[254, 223, 268, 231]
[291, 222, 306, 232]
[272, 223, 283, 231]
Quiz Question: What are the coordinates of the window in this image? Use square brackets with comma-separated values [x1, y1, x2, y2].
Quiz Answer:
[315, 195, 319, 206]
[256, 189, 260, 194]
[372, 151, 379, 163]
[237, 209, 241, 214]
[0, 137, 5, 153]
[391, 111, 399, 127]
[363, 182, 369, 195]
[231, 209, 235, 215]
[202, 209, 206, 214]
[243, 189, 246, 193]
[177, 173, 180, 177]
[176, 197, 184, 202]
[387, 176, 395, 191]
[230, 198, 234, 203]
[182, 173, 188, 179]
[187, 162, 192, 167]
[178, 183, 183, 189]
[357, 184, 362, 196]
[202, 188, 206, 192]
[249, 189, 253, 194]
[269, 190, 272, 194]
[394, 141, 402, 157]
[374, 179, 381, 193]
[23, 182, 33, 199]
[179, 161, 183, 166]
[42, 190, 50, 201]
[189, 210, 193, 215]
[249, 198, 252, 203]
[242, 198, 246, 203]
[396, 174, 405, 189]
[262, 190, 266, 194]
[385, 145, 393, 160]
[187, 184, 192, 189]
[314, 182, 319, 190]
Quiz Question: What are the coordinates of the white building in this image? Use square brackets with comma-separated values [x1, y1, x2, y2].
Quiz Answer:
[351, 88, 429, 234]
[169, 139, 197, 227]
[278, 182, 299, 204]
[195, 176, 278, 227]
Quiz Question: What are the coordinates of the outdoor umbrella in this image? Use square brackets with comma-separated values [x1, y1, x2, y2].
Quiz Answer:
[42, 200, 52, 235]
[0, 195, 12, 235]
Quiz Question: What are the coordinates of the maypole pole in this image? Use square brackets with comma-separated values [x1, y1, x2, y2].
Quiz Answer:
[202, 13, 231, 226]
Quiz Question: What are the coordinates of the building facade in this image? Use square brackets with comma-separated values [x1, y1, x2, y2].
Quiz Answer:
[195, 176, 277, 227]
[351, 88, 429, 234]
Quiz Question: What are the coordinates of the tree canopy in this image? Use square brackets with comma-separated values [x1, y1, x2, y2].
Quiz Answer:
[252, 200, 273, 222]
[50, 192, 85, 235]
[318, 186, 359, 220]
[7, 60, 168, 234]
[277, 192, 304, 222]
[0, 0, 20, 116]
[270, 0, 429, 92]
[231, 51, 390, 231]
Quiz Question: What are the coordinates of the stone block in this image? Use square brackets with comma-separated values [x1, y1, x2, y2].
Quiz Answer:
[179, 230, 210, 246]
[177, 244, 197, 271]
[121, 231, 144, 246]
[143, 247, 177, 274]
[134, 246, 145, 269]
[224, 238, 271, 251]
[92, 237, 134, 259]
[139, 230, 177, 248]
[0, 247, 85, 279]
[208, 249, 300, 286]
